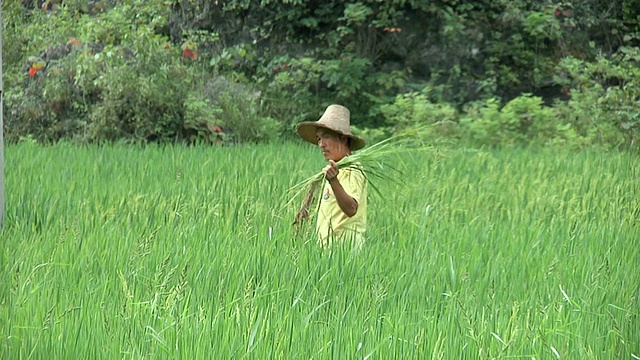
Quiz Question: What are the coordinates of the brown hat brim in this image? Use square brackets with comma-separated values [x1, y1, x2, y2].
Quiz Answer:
[296, 122, 365, 150]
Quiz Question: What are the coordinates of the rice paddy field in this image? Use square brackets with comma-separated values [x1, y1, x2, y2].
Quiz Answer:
[1, 141, 638, 359]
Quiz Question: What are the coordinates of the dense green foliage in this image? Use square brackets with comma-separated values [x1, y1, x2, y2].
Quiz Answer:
[2, 0, 639, 149]
[1, 142, 638, 358]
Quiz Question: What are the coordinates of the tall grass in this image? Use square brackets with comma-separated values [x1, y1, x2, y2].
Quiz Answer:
[1, 142, 638, 359]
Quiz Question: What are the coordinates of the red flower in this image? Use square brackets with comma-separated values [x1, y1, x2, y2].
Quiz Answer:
[182, 49, 197, 60]
[181, 40, 198, 59]
[563, 11, 570, 17]
[28, 67, 37, 77]
[555, 9, 561, 17]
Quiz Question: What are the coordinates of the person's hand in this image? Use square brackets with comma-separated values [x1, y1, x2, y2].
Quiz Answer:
[323, 160, 339, 182]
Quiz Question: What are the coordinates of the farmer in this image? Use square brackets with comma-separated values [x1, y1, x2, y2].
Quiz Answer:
[295, 104, 367, 248]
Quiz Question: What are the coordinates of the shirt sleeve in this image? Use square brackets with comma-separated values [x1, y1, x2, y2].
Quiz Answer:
[340, 166, 366, 204]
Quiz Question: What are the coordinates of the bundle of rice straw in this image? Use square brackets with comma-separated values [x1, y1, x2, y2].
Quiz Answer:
[290, 134, 430, 227]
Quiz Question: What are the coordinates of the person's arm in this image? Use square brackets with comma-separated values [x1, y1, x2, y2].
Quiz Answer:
[328, 177, 358, 217]
[323, 160, 358, 217]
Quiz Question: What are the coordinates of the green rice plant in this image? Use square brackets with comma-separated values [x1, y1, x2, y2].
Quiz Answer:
[0, 142, 638, 359]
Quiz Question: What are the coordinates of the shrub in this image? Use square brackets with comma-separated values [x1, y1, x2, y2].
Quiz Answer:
[256, 55, 388, 130]
[553, 49, 640, 150]
[461, 95, 571, 147]
[209, 93, 283, 144]
[379, 87, 460, 142]
[4, 4, 283, 144]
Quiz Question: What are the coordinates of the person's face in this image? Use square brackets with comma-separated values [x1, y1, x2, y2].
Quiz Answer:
[316, 128, 349, 162]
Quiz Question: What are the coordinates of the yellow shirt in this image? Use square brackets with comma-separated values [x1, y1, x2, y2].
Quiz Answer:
[316, 166, 367, 248]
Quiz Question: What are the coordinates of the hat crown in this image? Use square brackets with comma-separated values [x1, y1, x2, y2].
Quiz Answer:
[317, 105, 352, 135]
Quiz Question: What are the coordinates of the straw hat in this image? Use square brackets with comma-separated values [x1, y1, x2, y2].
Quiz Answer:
[295, 104, 365, 150]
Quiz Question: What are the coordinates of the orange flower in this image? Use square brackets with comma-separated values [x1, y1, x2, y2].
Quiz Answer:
[68, 38, 82, 47]
[28, 67, 38, 77]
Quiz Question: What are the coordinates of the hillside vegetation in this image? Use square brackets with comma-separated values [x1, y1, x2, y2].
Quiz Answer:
[3, 0, 639, 150]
